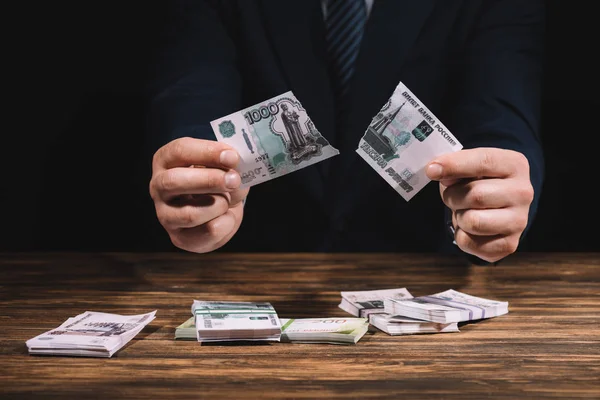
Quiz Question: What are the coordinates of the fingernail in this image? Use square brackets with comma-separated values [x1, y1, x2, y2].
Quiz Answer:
[224, 171, 240, 189]
[220, 150, 238, 168]
[426, 163, 443, 179]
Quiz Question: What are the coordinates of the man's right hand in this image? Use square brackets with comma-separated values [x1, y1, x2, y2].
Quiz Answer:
[149, 137, 248, 253]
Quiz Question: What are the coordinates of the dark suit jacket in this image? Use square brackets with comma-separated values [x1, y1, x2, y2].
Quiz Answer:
[147, 0, 545, 256]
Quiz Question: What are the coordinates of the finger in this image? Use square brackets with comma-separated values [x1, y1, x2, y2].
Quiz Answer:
[440, 178, 462, 188]
[454, 228, 520, 263]
[154, 137, 240, 171]
[455, 208, 528, 236]
[169, 210, 237, 253]
[426, 148, 519, 181]
[451, 210, 458, 231]
[152, 167, 241, 201]
[230, 188, 250, 206]
[156, 195, 230, 230]
[441, 178, 520, 210]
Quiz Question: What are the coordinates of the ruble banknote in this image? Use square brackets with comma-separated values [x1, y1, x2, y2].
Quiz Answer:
[211, 92, 339, 188]
[356, 81, 462, 200]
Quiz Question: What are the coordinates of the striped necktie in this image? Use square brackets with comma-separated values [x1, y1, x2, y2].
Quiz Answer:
[325, 0, 368, 134]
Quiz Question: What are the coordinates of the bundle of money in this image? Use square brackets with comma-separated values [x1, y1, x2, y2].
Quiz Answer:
[369, 314, 459, 336]
[338, 288, 458, 335]
[280, 318, 369, 345]
[174, 316, 195, 340]
[192, 301, 282, 342]
[26, 310, 156, 357]
[338, 288, 413, 318]
[384, 289, 509, 323]
[356, 81, 463, 201]
[211, 91, 339, 188]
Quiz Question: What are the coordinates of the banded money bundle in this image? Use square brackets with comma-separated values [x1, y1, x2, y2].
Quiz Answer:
[26, 310, 156, 357]
[280, 318, 369, 345]
[339, 288, 413, 318]
[339, 288, 459, 335]
[384, 289, 509, 323]
[369, 314, 458, 335]
[338, 288, 458, 335]
[192, 301, 282, 342]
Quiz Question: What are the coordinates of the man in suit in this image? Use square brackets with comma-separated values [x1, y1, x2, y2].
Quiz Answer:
[147, 0, 545, 264]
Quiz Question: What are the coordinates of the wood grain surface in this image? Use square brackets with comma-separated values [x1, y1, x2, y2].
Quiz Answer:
[0, 252, 599, 399]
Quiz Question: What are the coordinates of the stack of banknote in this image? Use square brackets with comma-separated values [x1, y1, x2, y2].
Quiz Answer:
[339, 288, 414, 318]
[26, 310, 156, 357]
[339, 288, 459, 335]
[280, 318, 369, 345]
[369, 314, 458, 335]
[384, 289, 509, 323]
[192, 301, 282, 342]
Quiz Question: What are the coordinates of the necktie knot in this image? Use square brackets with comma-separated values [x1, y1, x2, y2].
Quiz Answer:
[326, 0, 367, 99]
[326, 0, 367, 150]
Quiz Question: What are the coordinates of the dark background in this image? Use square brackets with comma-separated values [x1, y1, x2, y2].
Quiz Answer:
[3, 1, 598, 252]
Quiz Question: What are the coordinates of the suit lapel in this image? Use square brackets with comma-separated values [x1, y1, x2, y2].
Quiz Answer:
[327, 0, 437, 217]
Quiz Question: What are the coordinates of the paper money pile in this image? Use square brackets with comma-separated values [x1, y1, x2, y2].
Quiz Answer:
[339, 288, 413, 318]
[177, 305, 371, 345]
[26, 310, 156, 357]
[339, 288, 458, 335]
[369, 314, 459, 336]
[192, 301, 282, 342]
[280, 318, 369, 345]
[384, 289, 509, 323]
[212, 82, 461, 200]
[176, 316, 369, 345]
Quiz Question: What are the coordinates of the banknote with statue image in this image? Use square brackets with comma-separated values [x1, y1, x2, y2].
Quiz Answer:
[211, 92, 339, 188]
[356, 81, 463, 201]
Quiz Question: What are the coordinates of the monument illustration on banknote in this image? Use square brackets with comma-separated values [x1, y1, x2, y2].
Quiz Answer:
[363, 101, 412, 162]
[212, 92, 339, 188]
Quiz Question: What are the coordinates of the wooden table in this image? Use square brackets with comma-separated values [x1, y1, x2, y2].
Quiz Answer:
[1, 252, 599, 399]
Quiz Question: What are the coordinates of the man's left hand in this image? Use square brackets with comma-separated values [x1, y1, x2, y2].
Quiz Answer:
[426, 148, 534, 263]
